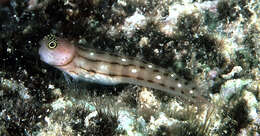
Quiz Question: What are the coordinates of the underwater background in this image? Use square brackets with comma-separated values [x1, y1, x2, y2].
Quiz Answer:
[0, 0, 259, 135]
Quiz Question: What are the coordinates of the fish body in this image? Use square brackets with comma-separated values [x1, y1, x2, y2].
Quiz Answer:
[39, 35, 208, 104]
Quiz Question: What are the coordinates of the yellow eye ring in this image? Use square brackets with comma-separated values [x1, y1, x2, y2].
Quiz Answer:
[48, 41, 57, 49]
[45, 34, 58, 49]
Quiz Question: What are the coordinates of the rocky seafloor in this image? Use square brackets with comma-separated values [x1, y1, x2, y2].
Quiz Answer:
[0, 0, 259, 135]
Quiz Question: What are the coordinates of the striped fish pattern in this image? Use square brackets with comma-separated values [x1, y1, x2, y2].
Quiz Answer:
[39, 34, 209, 104]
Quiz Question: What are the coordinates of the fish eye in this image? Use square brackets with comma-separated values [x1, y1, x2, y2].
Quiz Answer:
[45, 34, 57, 49]
[48, 41, 57, 49]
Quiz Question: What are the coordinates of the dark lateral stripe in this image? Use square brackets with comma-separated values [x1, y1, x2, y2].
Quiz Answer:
[139, 66, 145, 69]
[87, 69, 96, 74]
[170, 86, 175, 90]
[136, 77, 144, 80]
[163, 73, 169, 77]
[81, 47, 137, 62]
[126, 64, 137, 67]
[147, 80, 154, 83]
[142, 60, 148, 64]
[78, 48, 169, 75]
[78, 65, 170, 88]
[79, 66, 132, 78]
[159, 83, 166, 87]
[110, 62, 120, 65]
[93, 50, 106, 55]
[108, 53, 120, 57]
[153, 69, 160, 73]
[78, 54, 138, 68]
[127, 57, 136, 61]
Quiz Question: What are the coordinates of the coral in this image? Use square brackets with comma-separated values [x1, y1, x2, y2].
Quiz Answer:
[138, 88, 160, 121]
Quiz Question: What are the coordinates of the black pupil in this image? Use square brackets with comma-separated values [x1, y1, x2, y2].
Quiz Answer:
[50, 42, 55, 47]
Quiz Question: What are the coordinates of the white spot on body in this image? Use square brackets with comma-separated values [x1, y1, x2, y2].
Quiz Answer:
[148, 65, 153, 68]
[155, 75, 161, 80]
[121, 58, 127, 62]
[90, 52, 94, 56]
[100, 65, 108, 71]
[84, 74, 90, 78]
[131, 68, 138, 73]
[177, 83, 182, 88]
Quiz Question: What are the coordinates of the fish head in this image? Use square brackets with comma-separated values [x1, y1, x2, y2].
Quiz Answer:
[39, 34, 76, 66]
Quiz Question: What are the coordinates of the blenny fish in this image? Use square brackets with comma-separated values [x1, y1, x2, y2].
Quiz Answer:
[39, 34, 209, 104]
